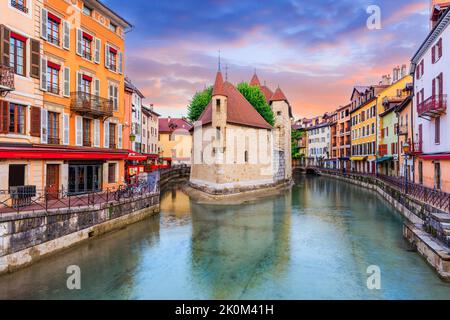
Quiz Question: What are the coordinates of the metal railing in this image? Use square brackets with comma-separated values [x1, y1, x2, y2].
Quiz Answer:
[317, 167, 450, 213]
[0, 65, 15, 93]
[47, 83, 60, 95]
[70, 91, 114, 118]
[11, 0, 28, 13]
[418, 94, 447, 119]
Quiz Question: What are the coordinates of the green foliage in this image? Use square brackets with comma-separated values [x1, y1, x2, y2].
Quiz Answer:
[237, 83, 275, 126]
[187, 87, 213, 122]
[291, 128, 305, 159]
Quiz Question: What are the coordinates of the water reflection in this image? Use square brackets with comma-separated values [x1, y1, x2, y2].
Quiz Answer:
[189, 189, 292, 299]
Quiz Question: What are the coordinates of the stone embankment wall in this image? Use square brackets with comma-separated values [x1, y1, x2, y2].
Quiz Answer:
[0, 166, 191, 275]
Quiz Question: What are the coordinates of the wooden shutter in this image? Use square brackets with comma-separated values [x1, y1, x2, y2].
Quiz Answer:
[75, 116, 83, 146]
[76, 29, 82, 56]
[30, 106, 41, 137]
[432, 78, 436, 98]
[105, 44, 110, 69]
[439, 73, 443, 97]
[30, 39, 40, 79]
[0, 25, 11, 67]
[76, 71, 82, 92]
[62, 113, 69, 145]
[94, 38, 100, 64]
[40, 57, 48, 91]
[104, 120, 109, 148]
[41, 8, 48, 40]
[114, 86, 118, 111]
[118, 52, 123, 74]
[41, 108, 48, 144]
[94, 78, 100, 97]
[436, 117, 441, 144]
[421, 60, 424, 76]
[63, 67, 70, 97]
[432, 45, 436, 64]
[438, 38, 443, 59]
[93, 119, 100, 147]
[63, 20, 70, 50]
[118, 124, 123, 149]
[0, 100, 8, 133]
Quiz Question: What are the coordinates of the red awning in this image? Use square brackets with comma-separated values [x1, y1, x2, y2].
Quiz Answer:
[11, 32, 27, 42]
[0, 147, 128, 160]
[47, 61, 61, 70]
[420, 154, 450, 161]
[126, 151, 148, 161]
[83, 32, 93, 41]
[48, 12, 61, 24]
[82, 74, 93, 82]
[145, 154, 159, 159]
[109, 47, 118, 54]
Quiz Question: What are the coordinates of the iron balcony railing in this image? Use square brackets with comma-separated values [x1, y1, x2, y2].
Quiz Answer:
[0, 65, 15, 93]
[418, 94, 447, 119]
[11, 0, 28, 13]
[47, 83, 59, 95]
[47, 34, 60, 46]
[70, 92, 114, 118]
[48, 135, 60, 145]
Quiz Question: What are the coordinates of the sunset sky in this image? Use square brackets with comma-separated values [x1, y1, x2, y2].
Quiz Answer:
[103, 0, 430, 119]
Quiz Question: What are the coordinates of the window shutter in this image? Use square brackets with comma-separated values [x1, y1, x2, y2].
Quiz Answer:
[114, 86, 118, 111]
[105, 44, 110, 69]
[94, 119, 100, 147]
[436, 117, 441, 144]
[75, 116, 83, 146]
[432, 46, 435, 64]
[94, 78, 100, 97]
[76, 28, 82, 56]
[0, 25, 11, 68]
[421, 60, 424, 76]
[432, 78, 436, 97]
[63, 113, 69, 145]
[41, 108, 48, 144]
[94, 38, 101, 64]
[40, 57, 48, 91]
[76, 71, 82, 92]
[41, 8, 48, 40]
[439, 73, 443, 97]
[0, 100, 9, 133]
[104, 120, 110, 148]
[63, 67, 70, 97]
[63, 20, 70, 50]
[118, 52, 123, 74]
[30, 39, 40, 79]
[118, 124, 123, 149]
[30, 106, 41, 137]
[438, 38, 443, 59]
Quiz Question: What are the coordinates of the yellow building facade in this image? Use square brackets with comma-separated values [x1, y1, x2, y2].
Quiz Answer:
[158, 118, 193, 165]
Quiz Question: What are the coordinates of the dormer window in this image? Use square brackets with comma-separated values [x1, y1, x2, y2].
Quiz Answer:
[83, 5, 93, 16]
[11, 0, 28, 14]
[109, 23, 117, 33]
[216, 99, 221, 112]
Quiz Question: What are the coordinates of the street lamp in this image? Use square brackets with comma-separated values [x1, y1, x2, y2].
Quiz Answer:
[403, 142, 410, 194]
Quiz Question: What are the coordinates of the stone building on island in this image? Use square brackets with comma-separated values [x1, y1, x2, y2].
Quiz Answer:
[189, 70, 293, 195]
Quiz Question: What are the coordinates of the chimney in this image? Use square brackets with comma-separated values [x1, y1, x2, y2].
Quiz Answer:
[401, 64, 407, 78]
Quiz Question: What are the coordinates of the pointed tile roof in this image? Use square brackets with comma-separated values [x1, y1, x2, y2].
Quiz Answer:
[250, 73, 261, 87]
[260, 85, 274, 103]
[212, 71, 226, 96]
[270, 87, 288, 102]
[198, 80, 272, 130]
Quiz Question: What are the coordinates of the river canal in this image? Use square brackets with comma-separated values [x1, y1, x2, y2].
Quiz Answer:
[1, 175, 450, 300]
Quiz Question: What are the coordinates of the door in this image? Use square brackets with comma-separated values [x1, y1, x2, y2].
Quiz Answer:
[46, 164, 60, 199]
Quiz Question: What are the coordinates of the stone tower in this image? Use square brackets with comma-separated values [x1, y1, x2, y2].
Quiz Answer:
[270, 87, 293, 182]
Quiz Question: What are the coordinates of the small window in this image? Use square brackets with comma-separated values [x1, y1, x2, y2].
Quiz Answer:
[216, 127, 221, 140]
[82, 5, 93, 16]
[216, 99, 221, 112]
[108, 163, 116, 184]
[109, 22, 117, 33]
[8, 164, 26, 190]
[277, 111, 282, 116]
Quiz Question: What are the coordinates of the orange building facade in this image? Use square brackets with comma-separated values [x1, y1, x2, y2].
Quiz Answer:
[0, 0, 132, 196]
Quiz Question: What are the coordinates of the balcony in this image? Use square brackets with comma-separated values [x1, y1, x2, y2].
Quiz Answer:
[11, 0, 28, 14]
[418, 95, 447, 120]
[398, 125, 408, 136]
[70, 92, 113, 119]
[48, 136, 60, 145]
[0, 65, 15, 96]
[411, 141, 423, 155]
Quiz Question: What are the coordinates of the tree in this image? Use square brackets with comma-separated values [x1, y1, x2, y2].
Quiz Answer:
[291, 128, 304, 159]
[237, 83, 275, 126]
[187, 87, 212, 122]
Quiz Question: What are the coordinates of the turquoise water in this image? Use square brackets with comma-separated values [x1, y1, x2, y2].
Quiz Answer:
[1, 175, 450, 300]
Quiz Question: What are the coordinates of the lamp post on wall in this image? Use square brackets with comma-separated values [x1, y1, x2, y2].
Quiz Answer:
[403, 142, 411, 194]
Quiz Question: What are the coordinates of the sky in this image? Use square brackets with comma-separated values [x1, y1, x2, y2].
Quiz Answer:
[103, 0, 430, 119]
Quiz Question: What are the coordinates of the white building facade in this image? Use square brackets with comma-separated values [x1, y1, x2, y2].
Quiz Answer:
[307, 123, 330, 167]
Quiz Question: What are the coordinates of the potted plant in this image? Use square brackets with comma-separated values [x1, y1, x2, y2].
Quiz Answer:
[129, 134, 136, 142]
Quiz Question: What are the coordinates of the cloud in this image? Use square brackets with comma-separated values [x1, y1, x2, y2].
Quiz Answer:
[104, 0, 429, 118]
